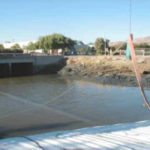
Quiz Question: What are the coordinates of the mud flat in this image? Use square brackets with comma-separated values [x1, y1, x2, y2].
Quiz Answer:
[59, 56, 150, 89]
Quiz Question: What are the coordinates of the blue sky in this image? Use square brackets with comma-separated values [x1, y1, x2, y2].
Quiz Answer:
[0, 0, 150, 44]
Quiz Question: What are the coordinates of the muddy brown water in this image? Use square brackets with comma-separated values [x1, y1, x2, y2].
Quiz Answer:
[0, 75, 150, 138]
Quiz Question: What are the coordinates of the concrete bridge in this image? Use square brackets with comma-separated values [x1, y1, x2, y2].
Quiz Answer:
[0, 54, 64, 77]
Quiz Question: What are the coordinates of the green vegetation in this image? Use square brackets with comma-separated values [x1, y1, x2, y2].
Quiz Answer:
[110, 42, 127, 52]
[94, 38, 109, 55]
[85, 46, 91, 55]
[84, 46, 96, 55]
[11, 44, 21, 49]
[64, 48, 70, 53]
[0, 44, 4, 51]
[134, 43, 150, 49]
[0, 44, 23, 53]
[0, 49, 23, 53]
[77, 46, 96, 55]
[110, 42, 150, 52]
[1, 33, 150, 55]
[25, 42, 38, 50]
[26, 34, 76, 53]
[95, 38, 105, 54]
[78, 48, 85, 55]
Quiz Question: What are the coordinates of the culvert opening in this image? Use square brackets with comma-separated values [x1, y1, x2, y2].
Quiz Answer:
[12, 63, 33, 77]
[0, 64, 9, 78]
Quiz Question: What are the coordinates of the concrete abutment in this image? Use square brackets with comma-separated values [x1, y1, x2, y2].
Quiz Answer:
[0, 55, 64, 78]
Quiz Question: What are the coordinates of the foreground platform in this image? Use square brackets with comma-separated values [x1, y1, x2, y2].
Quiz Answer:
[0, 120, 150, 150]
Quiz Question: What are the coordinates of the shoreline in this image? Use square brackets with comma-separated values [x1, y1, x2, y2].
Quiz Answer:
[58, 56, 150, 89]
[59, 74, 150, 90]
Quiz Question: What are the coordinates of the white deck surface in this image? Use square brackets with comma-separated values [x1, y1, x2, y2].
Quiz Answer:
[0, 120, 150, 150]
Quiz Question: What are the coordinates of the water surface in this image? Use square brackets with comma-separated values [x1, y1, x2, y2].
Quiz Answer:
[0, 75, 150, 138]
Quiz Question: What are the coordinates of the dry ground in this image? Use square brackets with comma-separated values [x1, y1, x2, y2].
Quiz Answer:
[65, 56, 150, 77]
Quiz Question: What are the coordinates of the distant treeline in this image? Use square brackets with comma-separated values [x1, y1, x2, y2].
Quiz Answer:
[0, 44, 23, 53]
[0, 49, 23, 53]
[110, 42, 150, 51]
[25, 34, 76, 52]
[1, 34, 150, 55]
[134, 43, 150, 49]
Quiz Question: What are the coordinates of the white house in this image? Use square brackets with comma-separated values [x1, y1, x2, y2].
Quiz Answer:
[74, 41, 87, 52]
[48, 49, 63, 55]
[24, 49, 44, 54]
[87, 42, 94, 48]
[3, 41, 36, 49]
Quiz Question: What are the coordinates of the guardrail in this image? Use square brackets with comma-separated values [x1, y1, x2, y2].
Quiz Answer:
[120, 49, 150, 56]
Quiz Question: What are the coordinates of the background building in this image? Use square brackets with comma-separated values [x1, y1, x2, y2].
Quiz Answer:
[3, 41, 36, 49]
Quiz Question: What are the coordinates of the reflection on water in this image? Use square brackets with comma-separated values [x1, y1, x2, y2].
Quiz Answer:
[0, 75, 150, 137]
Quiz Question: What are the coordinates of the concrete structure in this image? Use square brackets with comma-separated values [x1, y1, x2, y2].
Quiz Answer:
[0, 120, 150, 149]
[0, 54, 64, 77]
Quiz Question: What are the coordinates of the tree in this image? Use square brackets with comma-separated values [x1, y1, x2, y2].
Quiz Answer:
[95, 38, 105, 55]
[64, 47, 70, 55]
[25, 42, 38, 50]
[64, 48, 69, 52]
[134, 43, 150, 49]
[37, 34, 76, 52]
[11, 44, 21, 49]
[120, 42, 127, 50]
[85, 46, 91, 55]
[0, 44, 4, 51]
[109, 46, 116, 51]
[78, 48, 85, 55]
[110, 42, 127, 51]
[91, 47, 96, 55]
[25, 34, 76, 53]
[105, 39, 110, 49]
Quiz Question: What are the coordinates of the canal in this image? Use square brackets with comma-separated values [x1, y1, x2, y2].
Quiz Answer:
[0, 75, 150, 138]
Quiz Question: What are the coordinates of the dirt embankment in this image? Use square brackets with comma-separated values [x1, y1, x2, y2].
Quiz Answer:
[59, 56, 150, 88]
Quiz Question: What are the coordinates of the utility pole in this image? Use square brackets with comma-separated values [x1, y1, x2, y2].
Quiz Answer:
[103, 34, 106, 55]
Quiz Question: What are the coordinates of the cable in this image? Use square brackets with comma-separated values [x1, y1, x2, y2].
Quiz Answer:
[0, 89, 95, 125]
[46, 84, 74, 104]
[0, 84, 74, 120]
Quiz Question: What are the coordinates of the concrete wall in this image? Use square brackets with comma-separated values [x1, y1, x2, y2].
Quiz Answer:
[0, 55, 64, 77]
[0, 56, 34, 64]
[33, 56, 63, 66]
[33, 56, 64, 73]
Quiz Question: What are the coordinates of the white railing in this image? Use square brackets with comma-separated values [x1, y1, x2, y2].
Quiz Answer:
[120, 49, 150, 56]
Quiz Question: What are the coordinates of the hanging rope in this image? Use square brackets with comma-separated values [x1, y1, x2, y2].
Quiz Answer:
[128, 0, 150, 109]
[128, 34, 150, 109]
